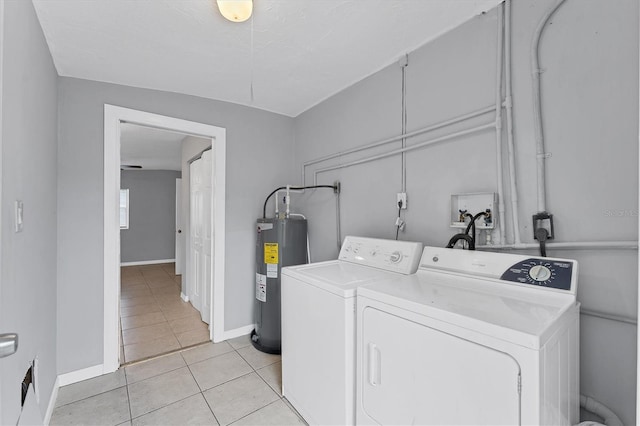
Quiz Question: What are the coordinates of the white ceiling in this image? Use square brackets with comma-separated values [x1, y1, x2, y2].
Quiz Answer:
[32, 0, 501, 117]
[120, 124, 190, 171]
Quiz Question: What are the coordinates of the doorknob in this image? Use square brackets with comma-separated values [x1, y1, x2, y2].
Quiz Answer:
[0, 333, 18, 358]
[178, 229, 182, 233]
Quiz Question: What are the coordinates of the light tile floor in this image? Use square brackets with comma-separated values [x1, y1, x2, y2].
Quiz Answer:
[51, 336, 306, 425]
[121, 263, 210, 363]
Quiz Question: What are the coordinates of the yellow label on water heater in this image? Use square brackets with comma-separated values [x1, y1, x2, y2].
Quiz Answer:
[264, 243, 279, 264]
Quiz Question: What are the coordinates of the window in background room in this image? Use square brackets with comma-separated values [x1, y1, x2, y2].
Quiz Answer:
[120, 189, 129, 229]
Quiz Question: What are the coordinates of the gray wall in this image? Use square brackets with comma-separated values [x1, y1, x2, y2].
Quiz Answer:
[180, 136, 212, 295]
[57, 77, 296, 374]
[294, 0, 638, 423]
[0, 0, 58, 423]
[120, 170, 181, 263]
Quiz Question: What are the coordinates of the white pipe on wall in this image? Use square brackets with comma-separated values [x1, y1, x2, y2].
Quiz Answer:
[494, 2, 507, 245]
[313, 122, 496, 184]
[504, 0, 522, 245]
[301, 105, 495, 186]
[478, 241, 638, 251]
[531, 0, 567, 213]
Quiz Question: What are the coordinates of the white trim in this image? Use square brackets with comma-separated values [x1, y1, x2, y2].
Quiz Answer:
[104, 105, 226, 372]
[57, 364, 104, 387]
[43, 376, 59, 425]
[120, 259, 176, 267]
[222, 324, 255, 342]
[0, 0, 4, 418]
[181, 292, 189, 302]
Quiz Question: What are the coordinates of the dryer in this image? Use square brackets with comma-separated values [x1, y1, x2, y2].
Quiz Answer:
[356, 246, 580, 425]
[281, 236, 423, 425]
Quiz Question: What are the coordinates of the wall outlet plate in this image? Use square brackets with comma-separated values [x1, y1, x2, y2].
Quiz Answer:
[397, 193, 407, 209]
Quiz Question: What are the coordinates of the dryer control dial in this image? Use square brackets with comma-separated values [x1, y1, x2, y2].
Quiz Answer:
[389, 251, 402, 263]
[529, 265, 552, 282]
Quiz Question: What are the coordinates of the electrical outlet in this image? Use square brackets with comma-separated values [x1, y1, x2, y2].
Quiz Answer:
[397, 193, 407, 209]
[532, 212, 554, 240]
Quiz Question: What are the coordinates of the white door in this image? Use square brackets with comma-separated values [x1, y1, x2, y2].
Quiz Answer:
[200, 151, 213, 324]
[175, 178, 183, 275]
[189, 158, 203, 313]
[361, 307, 521, 425]
[189, 154, 212, 324]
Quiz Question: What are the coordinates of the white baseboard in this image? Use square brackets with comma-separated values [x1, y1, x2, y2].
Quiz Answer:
[120, 258, 175, 266]
[44, 376, 59, 425]
[58, 364, 104, 387]
[180, 292, 189, 302]
[221, 324, 255, 342]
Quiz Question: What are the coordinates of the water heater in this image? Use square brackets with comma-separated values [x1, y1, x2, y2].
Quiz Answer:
[252, 217, 308, 354]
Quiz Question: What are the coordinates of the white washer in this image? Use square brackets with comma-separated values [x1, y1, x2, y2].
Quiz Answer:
[356, 246, 580, 426]
[281, 236, 423, 426]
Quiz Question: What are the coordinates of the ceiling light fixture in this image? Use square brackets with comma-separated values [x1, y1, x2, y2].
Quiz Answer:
[216, 0, 253, 23]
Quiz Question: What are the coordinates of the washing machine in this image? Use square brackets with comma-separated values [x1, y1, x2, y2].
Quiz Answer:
[356, 246, 580, 426]
[281, 236, 423, 425]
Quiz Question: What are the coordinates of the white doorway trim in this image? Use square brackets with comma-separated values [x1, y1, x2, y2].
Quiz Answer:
[103, 105, 226, 372]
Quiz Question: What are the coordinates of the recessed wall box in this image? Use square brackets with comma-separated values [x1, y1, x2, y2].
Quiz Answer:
[450, 193, 497, 230]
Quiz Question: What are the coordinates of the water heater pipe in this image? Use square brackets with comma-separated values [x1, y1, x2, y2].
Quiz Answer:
[580, 394, 623, 426]
[288, 213, 311, 263]
[531, 0, 567, 213]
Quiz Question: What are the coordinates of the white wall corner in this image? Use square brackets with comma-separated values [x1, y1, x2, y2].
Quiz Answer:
[180, 292, 189, 302]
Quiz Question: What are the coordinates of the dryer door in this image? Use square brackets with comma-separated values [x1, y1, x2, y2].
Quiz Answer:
[361, 307, 521, 425]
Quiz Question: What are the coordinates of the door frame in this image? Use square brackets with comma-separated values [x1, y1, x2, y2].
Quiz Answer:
[103, 105, 226, 372]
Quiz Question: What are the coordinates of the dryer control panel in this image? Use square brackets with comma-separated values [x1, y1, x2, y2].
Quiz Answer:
[499, 258, 574, 291]
[339, 236, 423, 275]
[419, 247, 577, 295]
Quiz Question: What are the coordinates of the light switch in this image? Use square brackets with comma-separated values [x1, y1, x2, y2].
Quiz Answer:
[15, 200, 23, 232]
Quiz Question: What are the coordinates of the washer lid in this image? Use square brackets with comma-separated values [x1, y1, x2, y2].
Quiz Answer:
[282, 260, 398, 297]
[358, 272, 578, 349]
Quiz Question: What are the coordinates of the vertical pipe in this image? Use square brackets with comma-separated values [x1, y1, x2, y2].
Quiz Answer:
[401, 55, 408, 193]
[336, 192, 342, 249]
[505, 0, 522, 244]
[531, 0, 566, 213]
[494, 3, 506, 245]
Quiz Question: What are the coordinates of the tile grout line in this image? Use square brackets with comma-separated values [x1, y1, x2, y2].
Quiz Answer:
[124, 378, 134, 424]
[184, 357, 222, 425]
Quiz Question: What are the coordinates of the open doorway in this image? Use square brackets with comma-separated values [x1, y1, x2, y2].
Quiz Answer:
[119, 123, 212, 363]
[104, 105, 226, 372]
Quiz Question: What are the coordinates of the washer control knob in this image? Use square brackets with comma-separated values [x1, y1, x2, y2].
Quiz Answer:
[389, 251, 402, 263]
[529, 265, 552, 282]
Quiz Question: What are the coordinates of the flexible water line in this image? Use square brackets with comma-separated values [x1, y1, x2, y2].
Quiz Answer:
[580, 394, 623, 426]
[531, 0, 567, 213]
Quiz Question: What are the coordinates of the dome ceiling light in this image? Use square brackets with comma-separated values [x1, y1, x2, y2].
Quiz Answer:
[216, 0, 253, 23]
